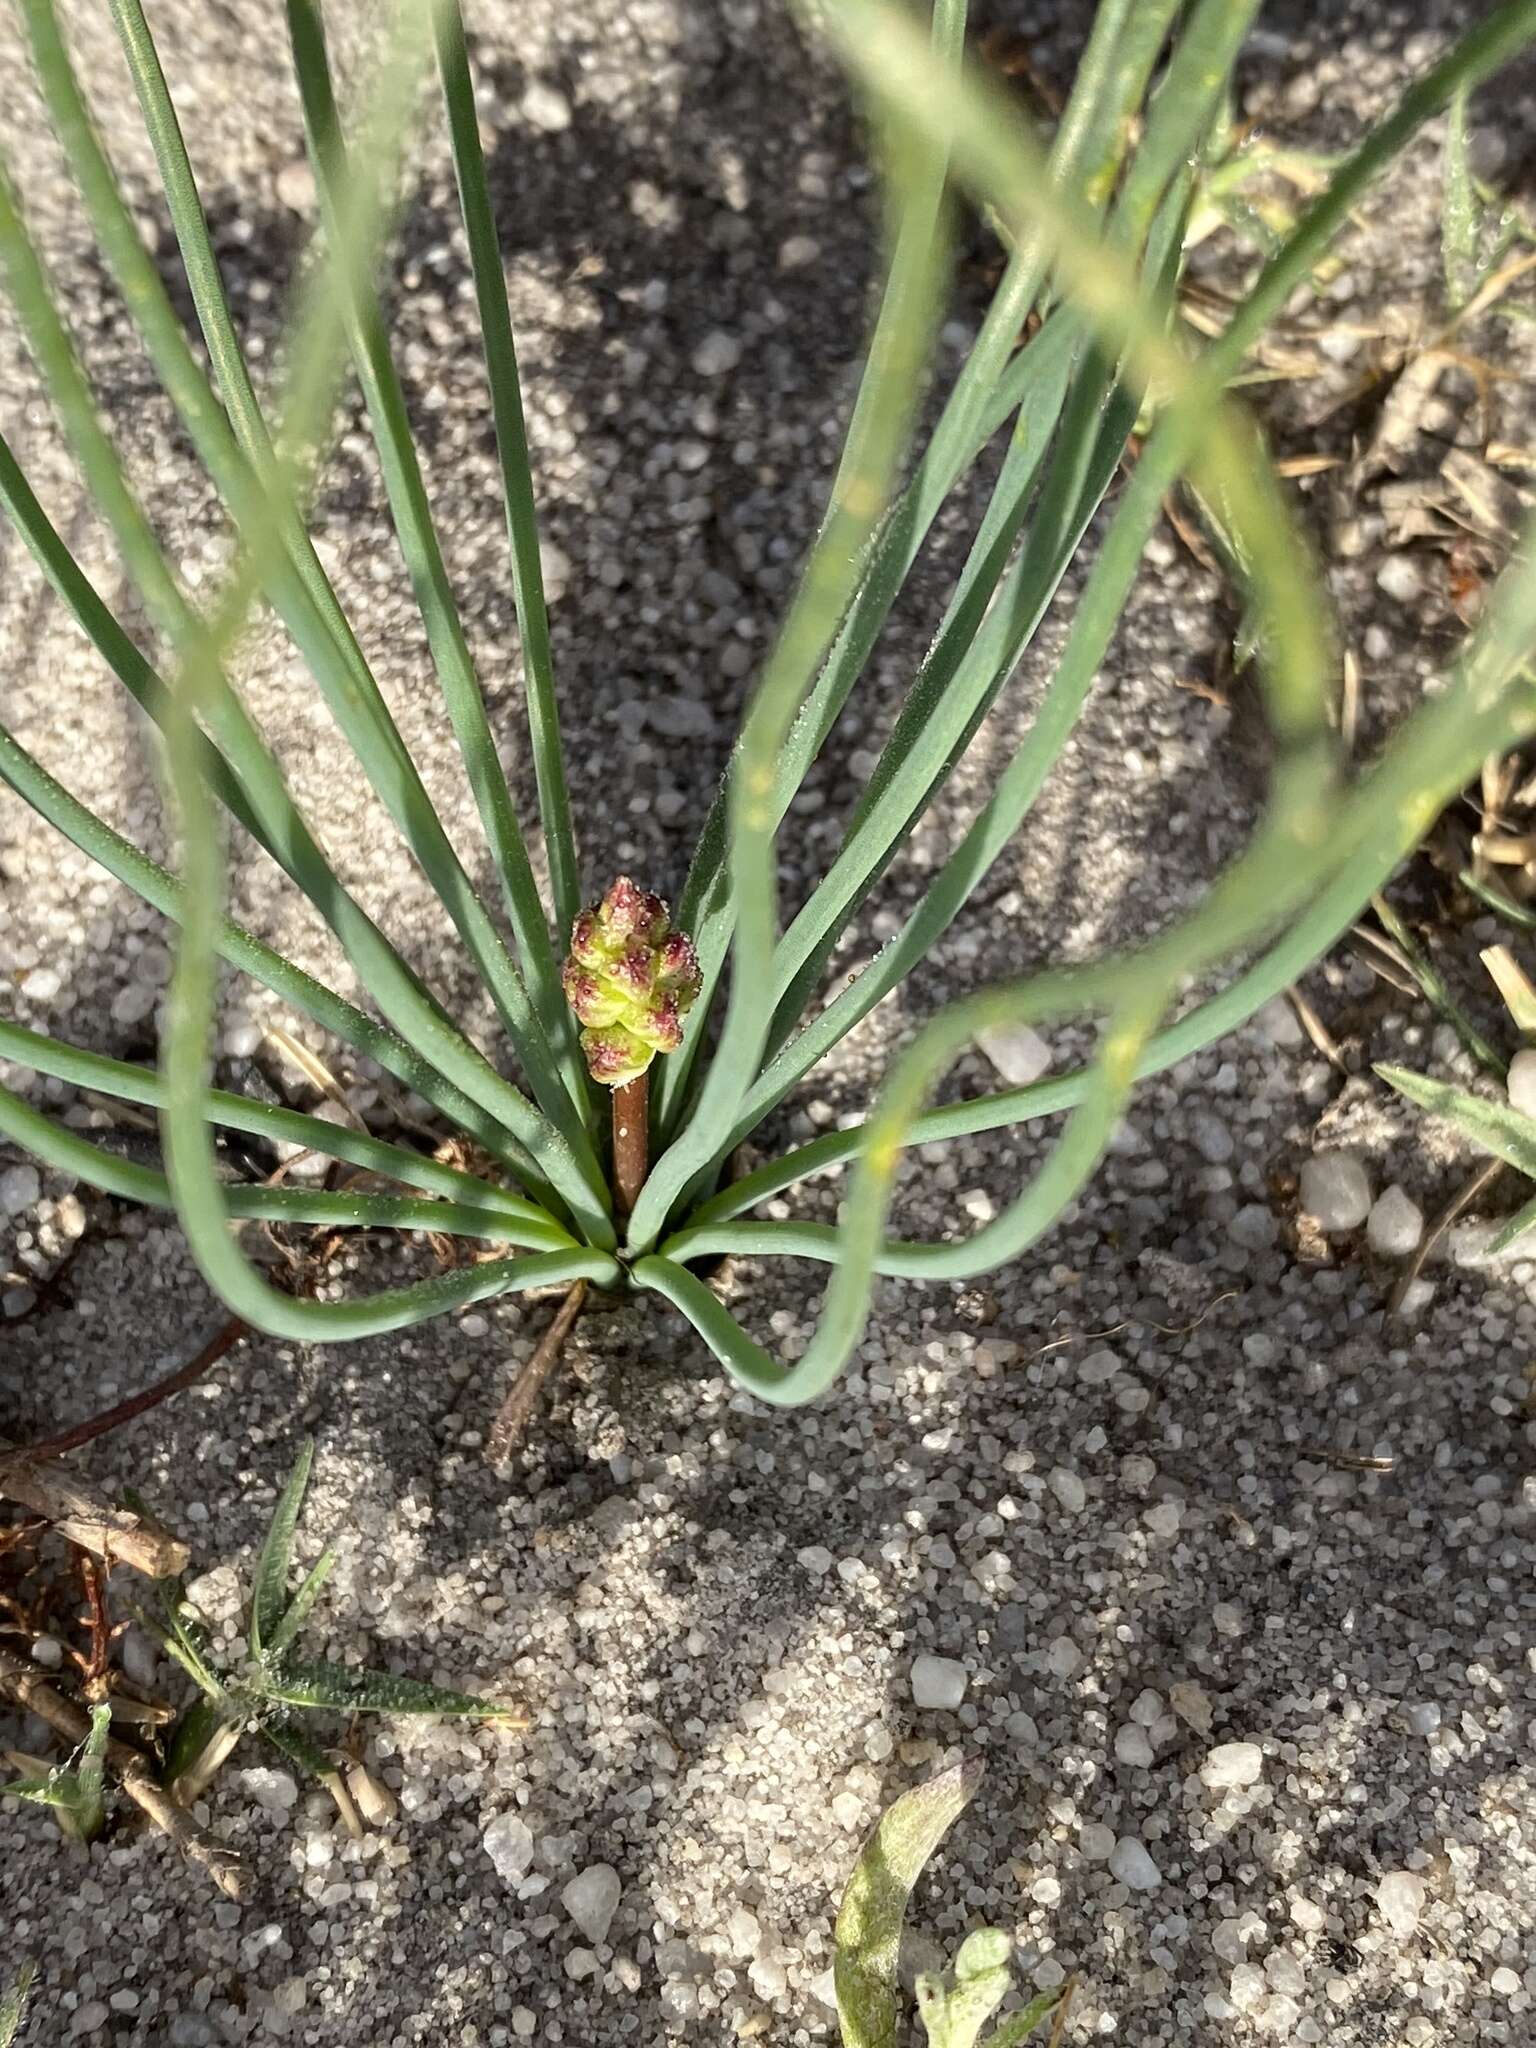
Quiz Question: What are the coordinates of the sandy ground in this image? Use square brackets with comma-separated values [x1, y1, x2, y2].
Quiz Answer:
[3, 1, 1536, 2042]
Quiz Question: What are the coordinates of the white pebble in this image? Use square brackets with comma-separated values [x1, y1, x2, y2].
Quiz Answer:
[521, 81, 572, 131]
[1108, 1837, 1161, 1891]
[483, 1812, 535, 1884]
[1115, 1723, 1154, 1768]
[1375, 1870, 1424, 1937]
[1048, 1466, 1086, 1513]
[1406, 1702, 1440, 1737]
[1200, 1742, 1264, 1791]
[1299, 1153, 1372, 1233]
[976, 1021, 1052, 1087]
[1046, 1636, 1082, 1679]
[796, 1544, 834, 1577]
[237, 1767, 299, 1813]
[692, 330, 742, 377]
[1376, 554, 1422, 602]
[562, 1864, 622, 1946]
[1079, 1821, 1116, 1861]
[910, 1654, 968, 1710]
[1254, 996, 1303, 1048]
[1366, 1184, 1423, 1258]
[1508, 1047, 1536, 1118]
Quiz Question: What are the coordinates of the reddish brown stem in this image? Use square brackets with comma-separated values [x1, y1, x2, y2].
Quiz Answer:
[0, 1315, 247, 1471]
[611, 1073, 649, 1220]
[485, 1278, 589, 1462]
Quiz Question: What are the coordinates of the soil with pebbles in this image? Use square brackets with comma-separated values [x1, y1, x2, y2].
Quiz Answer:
[3, 2, 1536, 2044]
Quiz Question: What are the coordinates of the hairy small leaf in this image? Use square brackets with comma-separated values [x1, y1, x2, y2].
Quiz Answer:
[261, 1658, 523, 1721]
[835, 1759, 984, 2048]
[250, 1438, 316, 1659]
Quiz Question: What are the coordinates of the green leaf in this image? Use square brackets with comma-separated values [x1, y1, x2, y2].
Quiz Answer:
[249, 1440, 316, 1660]
[835, 1759, 984, 2048]
[259, 1714, 335, 1783]
[0, 1964, 35, 2048]
[265, 1545, 338, 1661]
[1375, 1062, 1536, 1181]
[7, 1704, 110, 1841]
[161, 1694, 239, 1793]
[915, 1928, 1013, 2048]
[1489, 1188, 1536, 1253]
[1443, 85, 1480, 309]
[981, 1990, 1064, 2048]
[261, 1658, 523, 1721]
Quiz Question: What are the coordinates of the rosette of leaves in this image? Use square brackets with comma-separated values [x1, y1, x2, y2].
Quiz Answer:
[0, 0, 1535, 1423]
[147, 1440, 522, 1807]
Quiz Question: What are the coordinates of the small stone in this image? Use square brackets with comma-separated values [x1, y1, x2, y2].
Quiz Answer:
[1406, 1702, 1441, 1737]
[796, 1544, 834, 1577]
[1491, 1967, 1522, 1996]
[1143, 1501, 1181, 1540]
[1190, 1112, 1234, 1165]
[1229, 1964, 1266, 2013]
[565, 1948, 599, 1981]
[1077, 1347, 1120, 1386]
[692, 330, 742, 377]
[976, 1022, 1051, 1087]
[1366, 1184, 1423, 1258]
[1375, 1870, 1424, 1937]
[1228, 1203, 1278, 1250]
[1048, 1467, 1086, 1513]
[1046, 1636, 1082, 1679]
[749, 1956, 788, 2001]
[1079, 1822, 1116, 1861]
[1108, 1837, 1161, 1891]
[1115, 1723, 1154, 1768]
[1200, 1742, 1264, 1791]
[1254, 996, 1303, 1048]
[1508, 1048, 1536, 1118]
[73, 2003, 110, 2036]
[910, 1654, 968, 1710]
[238, 1767, 299, 1812]
[483, 1812, 535, 1885]
[1170, 1681, 1213, 1736]
[1376, 555, 1422, 602]
[1299, 1153, 1372, 1233]
[563, 1864, 622, 1946]
[521, 81, 573, 132]
[779, 234, 820, 268]
[30, 1634, 63, 1669]
[0, 1164, 41, 1217]
[274, 159, 316, 212]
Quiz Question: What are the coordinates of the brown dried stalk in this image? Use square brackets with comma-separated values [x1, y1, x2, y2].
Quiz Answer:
[0, 1642, 245, 1898]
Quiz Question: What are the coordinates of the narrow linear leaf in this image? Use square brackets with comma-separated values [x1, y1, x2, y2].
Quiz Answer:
[161, 1694, 238, 1793]
[835, 1759, 984, 2048]
[249, 1439, 316, 1661]
[265, 1545, 338, 1661]
[981, 1989, 1064, 2048]
[1376, 1062, 1536, 1179]
[262, 1658, 525, 1722]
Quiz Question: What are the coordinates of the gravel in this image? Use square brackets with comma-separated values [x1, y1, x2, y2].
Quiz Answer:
[3, 2, 1536, 2045]
[1299, 1153, 1374, 1234]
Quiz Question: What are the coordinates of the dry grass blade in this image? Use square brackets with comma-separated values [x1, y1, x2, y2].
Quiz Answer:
[486, 1278, 589, 1462]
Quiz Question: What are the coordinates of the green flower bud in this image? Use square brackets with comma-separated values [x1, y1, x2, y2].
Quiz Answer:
[563, 877, 701, 1085]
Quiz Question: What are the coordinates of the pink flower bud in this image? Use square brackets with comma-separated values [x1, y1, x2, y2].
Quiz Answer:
[564, 877, 698, 1084]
